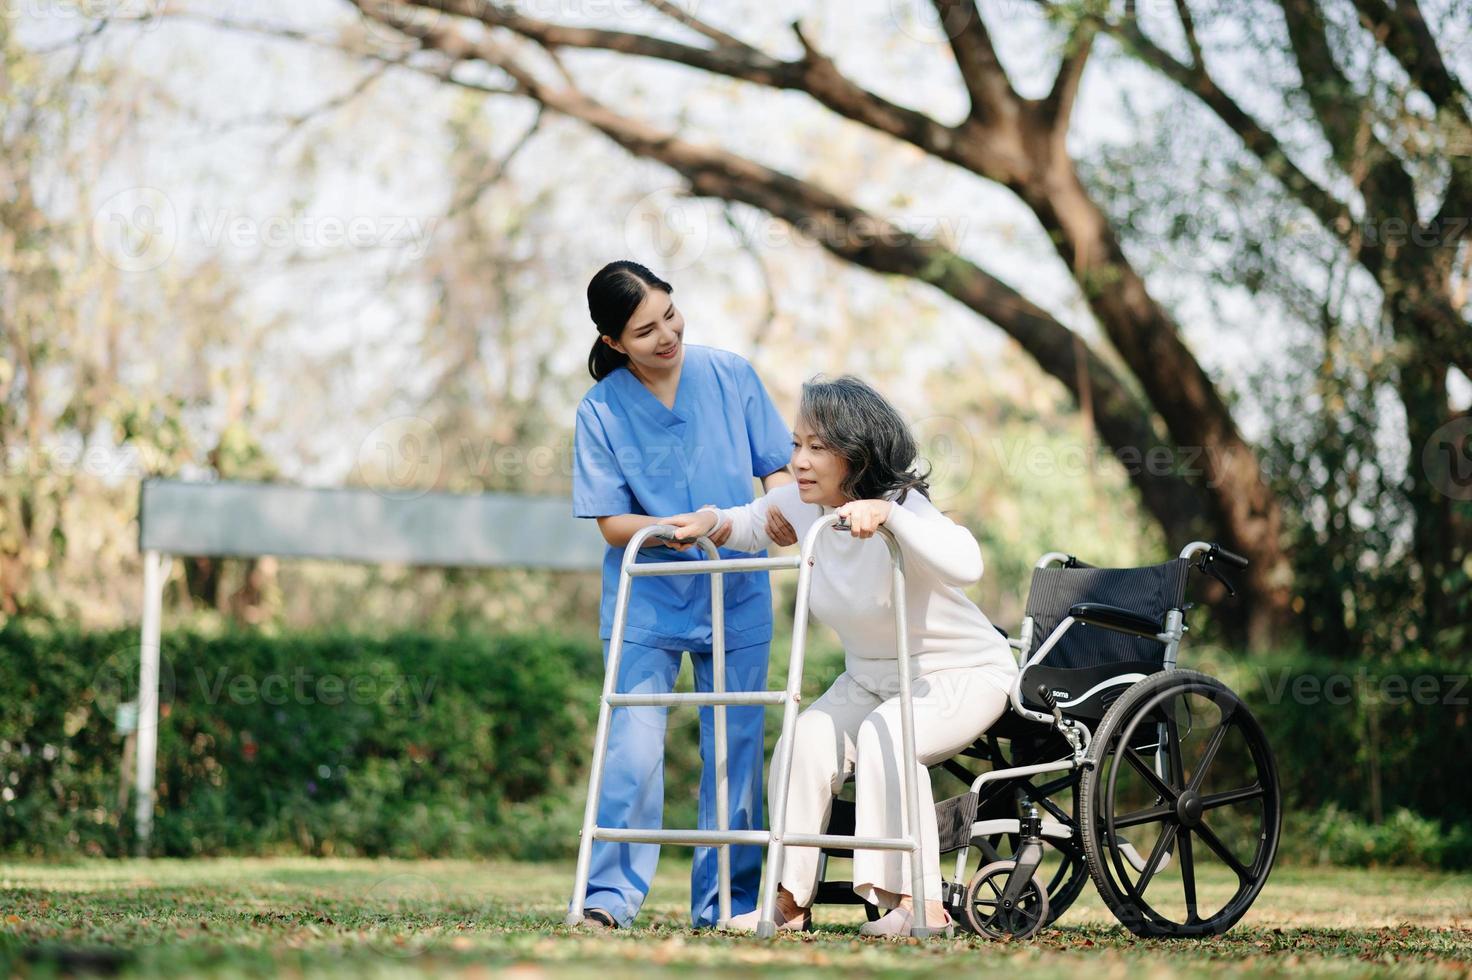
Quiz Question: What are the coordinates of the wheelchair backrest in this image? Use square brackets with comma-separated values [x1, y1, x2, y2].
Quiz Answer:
[1023, 557, 1192, 669]
[1016, 557, 1192, 721]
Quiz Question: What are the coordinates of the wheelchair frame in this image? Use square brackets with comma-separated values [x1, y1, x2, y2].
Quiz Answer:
[940, 542, 1206, 911]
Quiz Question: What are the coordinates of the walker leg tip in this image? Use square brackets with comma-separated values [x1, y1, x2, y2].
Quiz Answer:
[755, 921, 776, 939]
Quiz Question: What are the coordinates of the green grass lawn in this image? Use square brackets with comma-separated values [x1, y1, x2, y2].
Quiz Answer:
[3, 857, 1470, 977]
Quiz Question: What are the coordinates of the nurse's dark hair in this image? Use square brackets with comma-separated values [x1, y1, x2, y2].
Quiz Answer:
[586, 260, 674, 381]
[797, 375, 931, 504]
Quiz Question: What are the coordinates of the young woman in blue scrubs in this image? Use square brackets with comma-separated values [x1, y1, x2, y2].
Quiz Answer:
[570, 260, 795, 930]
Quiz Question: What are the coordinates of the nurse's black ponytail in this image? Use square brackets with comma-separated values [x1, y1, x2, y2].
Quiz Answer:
[587, 260, 673, 381]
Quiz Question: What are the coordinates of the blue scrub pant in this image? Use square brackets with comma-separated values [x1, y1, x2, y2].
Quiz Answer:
[573, 638, 770, 928]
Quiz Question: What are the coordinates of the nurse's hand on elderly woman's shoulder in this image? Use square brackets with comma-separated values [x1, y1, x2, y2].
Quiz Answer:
[764, 506, 797, 547]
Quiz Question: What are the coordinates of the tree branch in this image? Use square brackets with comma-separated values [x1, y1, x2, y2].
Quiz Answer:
[1103, 16, 1370, 272]
[1042, 17, 1096, 136]
[395, 0, 1032, 184]
[1350, 0, 1470, 126]
[1172, 0, 1203, 67]
[376, 4, 1211, 542]
[929, 0, 1020, 126]
[1277, 0, 1414, 216]
[638, 0, 755, 53]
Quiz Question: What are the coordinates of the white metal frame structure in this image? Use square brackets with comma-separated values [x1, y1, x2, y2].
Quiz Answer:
[130, 478, 604, 854]
[566, 514, 940, 940]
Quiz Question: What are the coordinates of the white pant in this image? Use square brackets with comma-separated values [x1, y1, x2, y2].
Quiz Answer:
[771, 661, 1013, 908]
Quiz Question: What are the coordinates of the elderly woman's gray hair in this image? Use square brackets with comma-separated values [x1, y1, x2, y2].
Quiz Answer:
[797, 375, 931, 504]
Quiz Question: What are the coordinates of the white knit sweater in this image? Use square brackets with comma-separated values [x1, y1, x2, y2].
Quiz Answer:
[715, 483, 1018, 678]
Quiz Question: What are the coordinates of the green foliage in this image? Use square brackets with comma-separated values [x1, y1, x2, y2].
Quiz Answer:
[0, 622, 605, 860]
[1283, 804, 1472, 870]
[4, 623, 1470, 868]
[1211, 648, 1472, 838]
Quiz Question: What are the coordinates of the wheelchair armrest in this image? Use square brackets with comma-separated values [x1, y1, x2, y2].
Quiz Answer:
[1068, 602, 1164, 639]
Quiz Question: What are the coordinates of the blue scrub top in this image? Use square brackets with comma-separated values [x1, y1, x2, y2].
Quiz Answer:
[573, 344, 793, 651]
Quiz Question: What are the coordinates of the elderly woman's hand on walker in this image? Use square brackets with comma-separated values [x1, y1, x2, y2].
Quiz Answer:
[833, 499, 893, 538]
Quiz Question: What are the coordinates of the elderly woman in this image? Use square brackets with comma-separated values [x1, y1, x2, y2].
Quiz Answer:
[662, 376, 1018, 937]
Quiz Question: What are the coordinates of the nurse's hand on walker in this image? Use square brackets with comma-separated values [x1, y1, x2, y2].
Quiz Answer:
[834, 499, 893, 539]
[665, 508, 725, 552]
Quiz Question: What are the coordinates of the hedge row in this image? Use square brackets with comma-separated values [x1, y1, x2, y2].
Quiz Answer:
[0, 623, 616, 859]
[1, 621, 1467, 866]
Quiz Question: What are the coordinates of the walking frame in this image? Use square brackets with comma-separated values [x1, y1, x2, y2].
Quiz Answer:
[565, 512, 941, 939]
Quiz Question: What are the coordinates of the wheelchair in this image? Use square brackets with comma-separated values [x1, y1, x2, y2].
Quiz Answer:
[810, 540, 1282, 938]
[567, 516, 1280, 940]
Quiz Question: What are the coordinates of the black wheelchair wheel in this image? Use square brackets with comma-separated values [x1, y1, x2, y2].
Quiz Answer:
[1079, 669, 1281, 938]
[961, 742, 1089, 927]
[976, 830, 1088, 929]
[963, 861, 1049, 940]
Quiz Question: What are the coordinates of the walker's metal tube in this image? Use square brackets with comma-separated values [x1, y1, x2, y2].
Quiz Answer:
[755, 513, 833, 938]
[698, 536, 732, 928]
[606, 691, 785, 707]
[629, 556, 799, 576]
[595, 828, 769, 846]
[783, 832, 917, 851]
[566, 523, 677, 926]
[879, 526, 931, 939]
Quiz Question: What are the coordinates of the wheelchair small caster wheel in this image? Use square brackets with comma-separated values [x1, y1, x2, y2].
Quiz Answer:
[963, 860, 1050, 940]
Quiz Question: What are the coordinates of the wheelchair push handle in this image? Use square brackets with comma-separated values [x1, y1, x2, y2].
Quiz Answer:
[1194, 542, 1249, 597]
[1212, 544, 1249, 570]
